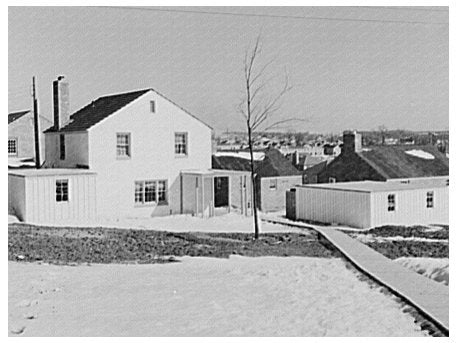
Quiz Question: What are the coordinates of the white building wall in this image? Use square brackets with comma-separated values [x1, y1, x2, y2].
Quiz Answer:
[8, 174, 26, 220]
[9, 113, 51, 160]
[295, 187, 371, 228]
[88, 91, 212, 219]
[259, 176, 302, 212]
[44, 132, 89, 168]
[370, 187, 448, 227]
[23, 174, 97, 225]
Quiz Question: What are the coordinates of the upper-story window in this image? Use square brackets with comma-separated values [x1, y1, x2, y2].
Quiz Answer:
[150, 101, 156, 113]
[8, 138, 18, 156]
[387, 194, 395, 212]
[116, 133, 131, 158]
[60, 134, 66, 160]
[175, 132, 188, 156]
[426, 191, 434, 208]
[56, 179, 69, 202]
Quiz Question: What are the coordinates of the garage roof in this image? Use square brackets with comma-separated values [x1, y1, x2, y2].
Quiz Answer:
[299, 177, 448, 193]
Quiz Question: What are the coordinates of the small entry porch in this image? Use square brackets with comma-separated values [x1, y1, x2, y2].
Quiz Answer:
[180, 169, 253, 218]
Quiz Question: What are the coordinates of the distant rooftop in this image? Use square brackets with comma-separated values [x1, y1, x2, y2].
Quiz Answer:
[298, 177, 448, 193]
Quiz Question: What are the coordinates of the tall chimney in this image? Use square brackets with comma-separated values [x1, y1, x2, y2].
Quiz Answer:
[53, 76, 70, 130]
[342, 130, 362, 154]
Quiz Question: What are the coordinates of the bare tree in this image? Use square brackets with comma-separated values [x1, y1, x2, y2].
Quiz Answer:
[239, 35, 305, 239]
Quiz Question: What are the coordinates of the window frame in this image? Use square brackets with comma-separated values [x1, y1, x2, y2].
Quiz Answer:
[174, 132, 188, 157]
[426, 191, 434, 208]
[8, 137, 18, 156]
[56, 179, 69, 202]
[150, 100, 156, 113]
[387, 193, 395, 212]
[116, 133, 131, 159]
[134, 180, 167, 206]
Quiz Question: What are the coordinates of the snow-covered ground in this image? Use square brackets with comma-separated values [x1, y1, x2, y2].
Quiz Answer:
[395, 258, 449, 286]
[9, 257, 427, 337]
[18, 212, 308, 234]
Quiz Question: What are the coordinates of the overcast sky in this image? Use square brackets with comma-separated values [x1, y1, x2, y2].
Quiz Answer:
[8, 6, 448, 134]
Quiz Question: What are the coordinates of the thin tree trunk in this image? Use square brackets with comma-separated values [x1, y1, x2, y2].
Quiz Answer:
[247, 126, 260, 239]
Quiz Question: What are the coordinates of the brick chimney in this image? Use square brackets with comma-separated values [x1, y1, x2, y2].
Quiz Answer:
[53, 76, 70, 130]
[342, 130, 362, 154]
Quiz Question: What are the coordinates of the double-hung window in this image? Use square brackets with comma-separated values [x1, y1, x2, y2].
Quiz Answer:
[175, 132, 188, 156]
[8, 138, 17, 156]
[135, 180, 167, 205]
[56, 179, 69, 202]
[387, 194, 395, 212]
[117, 133, 131, 158]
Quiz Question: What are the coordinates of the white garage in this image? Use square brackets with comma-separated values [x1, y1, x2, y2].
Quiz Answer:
[286, 177, 449, 229]
[8, 169, 97, 225]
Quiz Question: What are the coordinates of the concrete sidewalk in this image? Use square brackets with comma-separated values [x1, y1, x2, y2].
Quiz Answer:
[262, 216, 449, 333]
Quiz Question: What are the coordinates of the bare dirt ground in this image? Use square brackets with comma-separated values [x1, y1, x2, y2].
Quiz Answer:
[8, 223, 335, 264]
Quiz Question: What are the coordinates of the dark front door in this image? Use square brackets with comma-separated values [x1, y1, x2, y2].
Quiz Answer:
[214, 176, 229, 207]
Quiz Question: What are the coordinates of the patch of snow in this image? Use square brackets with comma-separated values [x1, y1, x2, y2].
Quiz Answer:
[214, 151, 265, 161]
[395, 257, 448, 286]
[405, 150, 435, 160]
[8, 258, 427, 336]
[424, 225, 445, 233]
[352, 234, 447, 244]
[8, 215, 19, 224]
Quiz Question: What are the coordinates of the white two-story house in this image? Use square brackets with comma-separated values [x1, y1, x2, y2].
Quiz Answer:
[8, 76, 252, 224]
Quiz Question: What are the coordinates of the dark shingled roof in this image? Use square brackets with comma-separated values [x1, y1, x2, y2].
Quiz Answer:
[358, 145, 449, 179]
[8, 110, 30, 124]
[256, 149, 302, 177]
[212, 149, 300, 178]
[45, 87, 212, 133]
[45, 89, 150, 133]
[212, 155, 254, 172]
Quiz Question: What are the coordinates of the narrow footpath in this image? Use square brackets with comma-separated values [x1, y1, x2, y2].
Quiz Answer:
[262, 217, 449, 333]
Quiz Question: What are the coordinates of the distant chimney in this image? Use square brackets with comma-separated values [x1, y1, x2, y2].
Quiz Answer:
[53, 76, 70, 130]
[342, 130, 362, 154]
[294, 151, 300, 165]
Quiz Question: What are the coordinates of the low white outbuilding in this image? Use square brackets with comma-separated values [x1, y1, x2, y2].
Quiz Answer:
[8, 169, 97, 225]
[286, 177, 448, 229]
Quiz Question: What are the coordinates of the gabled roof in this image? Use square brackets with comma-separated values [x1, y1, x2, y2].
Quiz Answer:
[303, 160, 329, 177]
[45, 89, 150, 133]
[45, 87, 212, 133]
[358, 145, 448, 179]
[212, 155, 253, 172]
[256, 149, 302, 177]
[212, 149, 302, 178]
[8, 110, 30, 124]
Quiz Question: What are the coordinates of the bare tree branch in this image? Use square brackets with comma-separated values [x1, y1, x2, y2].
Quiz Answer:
[261, 118, 308, 132]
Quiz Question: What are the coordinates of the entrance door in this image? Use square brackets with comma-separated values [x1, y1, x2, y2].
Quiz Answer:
[214, 176, 229, 207]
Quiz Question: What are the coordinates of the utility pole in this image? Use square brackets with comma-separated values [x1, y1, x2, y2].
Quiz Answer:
[32, 77, 41, 168]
